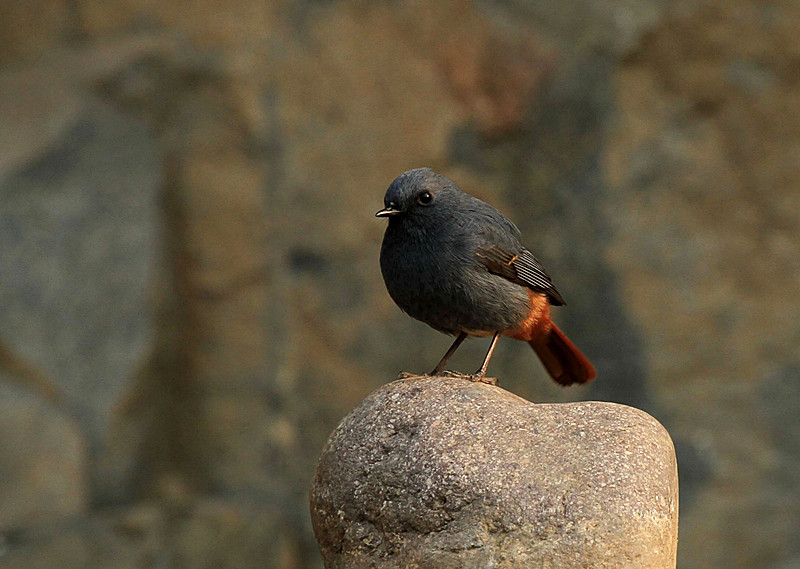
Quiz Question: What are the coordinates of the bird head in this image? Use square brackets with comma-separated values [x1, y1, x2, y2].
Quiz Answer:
[376, 168, 458, 219]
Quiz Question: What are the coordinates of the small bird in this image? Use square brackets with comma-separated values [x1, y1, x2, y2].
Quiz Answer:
[377, 168, 596, 386]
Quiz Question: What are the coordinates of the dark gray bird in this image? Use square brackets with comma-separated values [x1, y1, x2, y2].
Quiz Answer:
[377, 167, 595, 385]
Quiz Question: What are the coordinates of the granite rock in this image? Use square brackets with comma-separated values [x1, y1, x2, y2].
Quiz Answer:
[311, 376, 678, 568]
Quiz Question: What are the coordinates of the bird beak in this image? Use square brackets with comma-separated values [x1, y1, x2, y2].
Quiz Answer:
[375, 206, 402, 217]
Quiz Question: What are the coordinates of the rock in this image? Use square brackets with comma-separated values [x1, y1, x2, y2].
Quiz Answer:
[0, 99, 159, 445]
[0, 1, 71, 62]
[0, 379, 87, 531]
[168, 497, 310, 569]
[0, 95, 160, 504]
[0, 500, 305, 569]
[0, 503, 165, 569]
[310, 376, 678, 568]
[0, 36, 180, 181]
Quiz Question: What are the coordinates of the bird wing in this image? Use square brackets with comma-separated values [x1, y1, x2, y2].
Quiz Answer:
[476, 245, 566, 306]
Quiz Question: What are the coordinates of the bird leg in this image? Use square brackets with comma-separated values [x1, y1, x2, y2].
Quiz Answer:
[471, 332, 501, 383]
[430, 331, 468, 375]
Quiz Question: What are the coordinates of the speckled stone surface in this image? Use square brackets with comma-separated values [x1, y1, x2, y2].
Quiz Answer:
[310, 376, 678, 568]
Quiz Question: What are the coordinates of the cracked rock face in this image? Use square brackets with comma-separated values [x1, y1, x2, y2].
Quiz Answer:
[310, 376, 678, 568]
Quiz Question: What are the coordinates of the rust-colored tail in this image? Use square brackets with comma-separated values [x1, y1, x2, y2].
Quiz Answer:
[528, 323, 596, 386]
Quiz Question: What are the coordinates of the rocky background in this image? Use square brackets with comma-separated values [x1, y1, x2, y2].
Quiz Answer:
[0, 1, 798, 568]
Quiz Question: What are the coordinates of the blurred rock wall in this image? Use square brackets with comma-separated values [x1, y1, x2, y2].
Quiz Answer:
[1, 1, 798, 568]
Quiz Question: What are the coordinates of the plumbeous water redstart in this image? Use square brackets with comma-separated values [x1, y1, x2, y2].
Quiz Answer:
[377, 167, 596, 385]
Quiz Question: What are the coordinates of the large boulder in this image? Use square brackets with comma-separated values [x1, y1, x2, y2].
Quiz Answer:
[311, 376, 678, 568]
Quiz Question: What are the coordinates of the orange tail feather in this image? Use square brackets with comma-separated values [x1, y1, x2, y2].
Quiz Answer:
[528, 322, 596, 386]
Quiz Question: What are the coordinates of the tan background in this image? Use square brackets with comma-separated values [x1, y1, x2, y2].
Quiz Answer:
[1, 1, 798, 568]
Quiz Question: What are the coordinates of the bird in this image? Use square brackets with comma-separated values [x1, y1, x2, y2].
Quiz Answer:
[376, 167, 596, 386]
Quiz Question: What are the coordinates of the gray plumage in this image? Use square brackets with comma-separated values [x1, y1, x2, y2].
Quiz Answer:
[378, 167, 564, 337]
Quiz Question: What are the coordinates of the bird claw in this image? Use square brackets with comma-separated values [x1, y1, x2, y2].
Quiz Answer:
[436, 370, 469, 379]
[469, 374, 498, 386]
[436, 370, 498, 386]
[397, 370, 498, 386]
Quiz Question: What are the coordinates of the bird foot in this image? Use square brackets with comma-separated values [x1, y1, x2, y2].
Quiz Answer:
[397, 370, 498, 386]
[437, 370, 498, 386]
[435, 370, 469, 379]
[469, 374, 498, 386]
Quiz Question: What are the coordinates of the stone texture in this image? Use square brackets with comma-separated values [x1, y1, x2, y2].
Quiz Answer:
[0, 1, 72, 63]
[0, 499, 305, 569]
[0, 379, 87, 531]
[0, 504, 165, 569]
[0, 98, 159, 449]
[311, 376, 678, 568]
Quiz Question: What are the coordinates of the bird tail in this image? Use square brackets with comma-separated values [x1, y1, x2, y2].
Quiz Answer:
[528, 322, 596, 386]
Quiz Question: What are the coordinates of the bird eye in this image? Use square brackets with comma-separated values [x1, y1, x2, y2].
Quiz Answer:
[417, 191, 433, 205]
